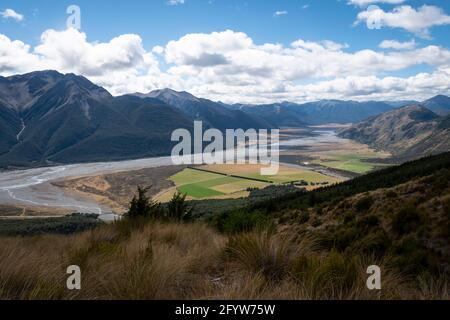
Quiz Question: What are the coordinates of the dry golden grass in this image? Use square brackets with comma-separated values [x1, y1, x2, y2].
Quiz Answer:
[0, 221, 448, 300]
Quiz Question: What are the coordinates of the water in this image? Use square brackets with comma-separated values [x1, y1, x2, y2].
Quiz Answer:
[0, 130, 341, 220]
[0, 156, 175, 221]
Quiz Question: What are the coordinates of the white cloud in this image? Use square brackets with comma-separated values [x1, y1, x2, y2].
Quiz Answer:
[1, 28, 450, 102]
[348, 0, 405, 7]
[356, 5, 450, 37]
[167, 0, 185, 6]
[0, 35, 41, 73]
[379, 39, 416, 50]
[274, 11, 288, 17]
[162, 30, 450, 82]
[0, 8, 24, 22]
[34, 29, 151, 77]
[298, 66, 450, 102]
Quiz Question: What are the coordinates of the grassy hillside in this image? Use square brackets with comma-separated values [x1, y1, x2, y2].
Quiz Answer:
[211, 152, 450, 278]
[287, 168, 450, 276]
[1, 219, 448, 300]
[338, 105, 450, 161]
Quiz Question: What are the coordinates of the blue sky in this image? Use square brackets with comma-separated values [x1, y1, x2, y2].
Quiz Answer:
[3, 0, 450, 50]
[1, 0, 450, 103]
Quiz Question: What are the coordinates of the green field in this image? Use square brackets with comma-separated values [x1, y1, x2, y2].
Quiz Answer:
[243, 170, 340, 184]
[202, 164, 343, 185]
[312, 153, 389, 174]
[165, 165, 343, 200]
[169, 169, 269, 199]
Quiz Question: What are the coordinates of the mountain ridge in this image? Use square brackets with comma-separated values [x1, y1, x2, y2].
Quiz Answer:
[338, 105, 450, 161]
[129, 88, 272, 130]
[422, 94, 450, 116]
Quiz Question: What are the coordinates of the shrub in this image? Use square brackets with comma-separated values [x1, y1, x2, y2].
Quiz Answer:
[349, 230, 390, 257]
[356, 215, 380, 228]
[391, 235, 430, 275]
[329, 225, 360, 251]
[386, 190, 398, 198]
[354, 195, 374, 212]
[167, 192, 192, 222]
[314, 251, 359, 292]
[296, 211, 310, 224]
[219, 210, 274, 234]
[391, 205, 424, 235]
[225, 231, 305, 281]
[291, 251, 359, 298]
[125, 186, 163, 220]
[311, 217, 322, 228]
[342, 212, 356, 224]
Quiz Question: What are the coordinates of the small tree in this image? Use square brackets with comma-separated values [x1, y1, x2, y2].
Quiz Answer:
[167, 192, 192, 221]
[126, 186, 162, 219]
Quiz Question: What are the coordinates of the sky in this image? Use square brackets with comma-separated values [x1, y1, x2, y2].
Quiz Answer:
[1, 0, 450, 103]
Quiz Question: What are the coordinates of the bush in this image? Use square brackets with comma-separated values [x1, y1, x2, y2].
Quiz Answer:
[391, 205, 424, 235]
[391, 235, 431, 275]
[219, 210, 274, 234]
[167, 192, 192, 222]
[126, 186, 163, 220]
[296, 211, 310, 224]
[342, 212, 356, 224]
[314, 251, 359, 292]
[225, 231, 302, 281]
[386, 190, 398, 198]
[311, 217, 322, 228]
[354, 196, 374, 212]
[356, 215, 380, 228]
[349, 230, 390, 257]
[291, 251, 359, 297]
[326, 225, 360, 251]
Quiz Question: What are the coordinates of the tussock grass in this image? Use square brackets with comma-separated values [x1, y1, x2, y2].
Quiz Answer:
[0, 221, 448, 300]
[225, 231, 314, 281]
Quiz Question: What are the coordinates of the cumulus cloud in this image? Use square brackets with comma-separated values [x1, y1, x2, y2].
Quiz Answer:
[0, 29, 171, 95]
[0, 35, 41, 73]
[299, 66, 450, 102]
[0, 8, 24, 22]
[379, 39, 416, 50]
[1, 28, 450, 102]
[162, 30, 450, 83]
[356, 5, 450, 37]
[34, 29, 150, 77]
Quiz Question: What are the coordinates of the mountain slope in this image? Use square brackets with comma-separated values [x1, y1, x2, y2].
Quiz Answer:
[423, 95, 450, 116]
[338, 105, 450, 160]
[0, 70, 63, 112]
[0, 72, 194, 167]
[0, 102, 21, 155]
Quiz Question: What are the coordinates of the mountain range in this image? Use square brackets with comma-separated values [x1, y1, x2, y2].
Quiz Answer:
[230, 100, 395, 126]
[132, 89, 271, 131]
[0, 70, 449, 168]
